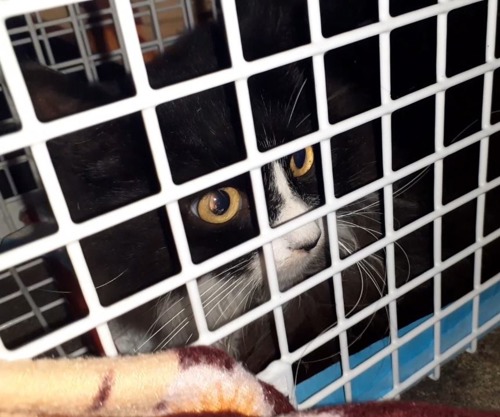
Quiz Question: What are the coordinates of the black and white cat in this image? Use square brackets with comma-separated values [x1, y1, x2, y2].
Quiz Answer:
[5, 0, 498, 375]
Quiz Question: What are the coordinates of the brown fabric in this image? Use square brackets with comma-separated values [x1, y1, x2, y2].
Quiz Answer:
[315, 402, 500, 417]
[0, 346, 498, 417]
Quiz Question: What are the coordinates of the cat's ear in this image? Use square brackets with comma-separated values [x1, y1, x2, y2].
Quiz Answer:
[20, 61, 109, 122]
[146, 23, 230, 89]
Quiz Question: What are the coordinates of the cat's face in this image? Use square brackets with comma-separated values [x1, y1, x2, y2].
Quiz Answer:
[127, 73, 330, 354]
[159, 58, 328, 290]
[156, 146, 329, 358]
[177, 146, 328, 289]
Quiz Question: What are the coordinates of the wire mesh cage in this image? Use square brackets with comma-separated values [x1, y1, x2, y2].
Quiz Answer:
[0, 0, 499, 408]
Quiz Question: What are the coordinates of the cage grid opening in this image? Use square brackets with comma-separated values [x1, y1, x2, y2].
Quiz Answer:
[0, 0, 499, 408]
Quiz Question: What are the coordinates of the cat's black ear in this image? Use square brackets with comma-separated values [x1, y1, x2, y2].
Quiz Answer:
[146, 22, 230, 89]
[20, 61, 111, 122]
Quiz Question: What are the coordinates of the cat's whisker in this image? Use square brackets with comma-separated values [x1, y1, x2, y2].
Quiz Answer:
[337, 116, 480, 219]
[140, 293, 174, 343]
[153, 318, 190, 352]
[336, 241, 365, 318]
[203, 281, 244, 316]
[341, 214, 412, 287]
[135, 307, 188, 352]
[337, 210, 382, 222]
[155, 319, 190, 352]
[295, 260, 387, 369]
[199, 260, 250, 302]
[448, 117, 481, 146]
[244, 283, 260, 313]
[393, 113, 480, 199]
[287, 78, 307, 127]
[341, 195, 382, 216]
[338, 219, 383, 241]
[359, 259, 384, 299]
[200, 279, 237, 309]
[285, 74, 303, 113]
[337, 240, 353, 259]
[338, 222, 385, 267]
[359, 258, 390, 332]
[203, 277, 249, 318]
[94, 268, 129, 289]
[295, 113, 311, 128]
[33, 289, 71, 294]
[202, 272, 249, 312]
[292, 226, 392, 380]
[229, 280, 261, 321]
[345, 260, 366, 318]
[326, 85, 350, 102]
[156, 293, 185, 317]
[140, 294, 185, 343]
[338, 240, 352, 254]
[136, 258, 253, 353]
[153, 291, 171, 310]
[184, 332, 194, 346]
[198, 259, 252, 306]
[213, 278, 257, 326]
[198, 258, 251, 291]
[394, 240, 411, 285]
[391, 168, 431, 201]
[339, 237, 385, 314]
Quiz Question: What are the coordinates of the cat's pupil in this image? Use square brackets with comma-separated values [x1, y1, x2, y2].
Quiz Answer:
[293, 150, 306, 168]
[208, 190, 231, 215]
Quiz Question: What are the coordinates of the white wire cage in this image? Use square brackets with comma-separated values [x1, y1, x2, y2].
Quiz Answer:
[0, 0, 499, 408]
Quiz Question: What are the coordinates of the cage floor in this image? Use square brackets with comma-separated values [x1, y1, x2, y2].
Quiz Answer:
[401, 327, 500, 411]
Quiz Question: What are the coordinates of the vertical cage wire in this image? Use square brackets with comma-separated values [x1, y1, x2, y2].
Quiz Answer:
[469, 0, 498, 355]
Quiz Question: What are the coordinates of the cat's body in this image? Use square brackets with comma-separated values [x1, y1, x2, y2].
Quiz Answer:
[3, 0, 498, 375]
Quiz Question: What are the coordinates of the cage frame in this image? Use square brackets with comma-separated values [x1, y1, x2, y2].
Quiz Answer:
[0, 0, 499, 408]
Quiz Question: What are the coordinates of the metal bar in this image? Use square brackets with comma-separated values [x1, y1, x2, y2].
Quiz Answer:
[429, 0, 448, 381]
[67, 3, 97, 81]
[33, 11, 57, 66]
[0, 0, 498, 407]
[0, 298, 66, 331]
[468, 0, 498, 356]
[23, 13, 49, 66]
[147, 0, 166, 54]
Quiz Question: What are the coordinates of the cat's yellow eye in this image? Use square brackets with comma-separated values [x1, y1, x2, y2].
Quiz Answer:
[290, 146, 314, 177]
[197, 187, 241, 224]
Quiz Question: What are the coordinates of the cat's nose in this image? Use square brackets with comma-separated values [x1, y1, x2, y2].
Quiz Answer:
[301, 234, 321, 251]
[287, 221, 322, 252]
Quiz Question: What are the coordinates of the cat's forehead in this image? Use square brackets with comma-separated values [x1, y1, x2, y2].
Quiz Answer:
[158, 106, 303, 184]
[156, 61, 315, 183]
[157, 84, 246, 184]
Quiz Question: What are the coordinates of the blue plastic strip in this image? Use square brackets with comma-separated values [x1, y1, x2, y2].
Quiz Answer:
[296, 283, 500, 406]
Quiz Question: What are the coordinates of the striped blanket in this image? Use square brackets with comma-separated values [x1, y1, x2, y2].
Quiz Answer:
[0, 346, 498, 417]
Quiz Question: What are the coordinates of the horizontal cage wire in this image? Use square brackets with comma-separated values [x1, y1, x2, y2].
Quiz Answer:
[0, 0, 499, 408]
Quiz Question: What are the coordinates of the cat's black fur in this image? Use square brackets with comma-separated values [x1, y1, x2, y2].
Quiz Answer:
[2, 0, 499, 377]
